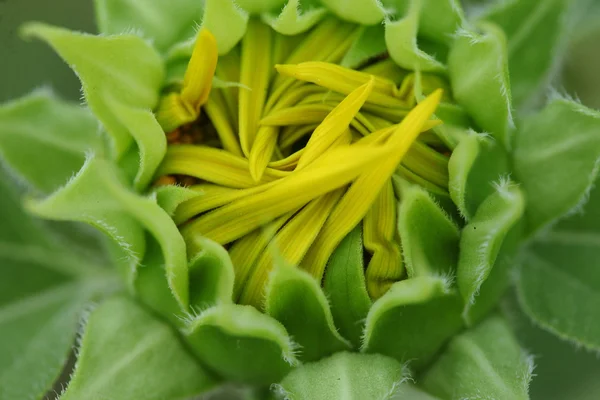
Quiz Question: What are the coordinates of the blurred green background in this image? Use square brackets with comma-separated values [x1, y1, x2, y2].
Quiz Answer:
[0, 0, 95, 102]
[1, 1, 600, 399]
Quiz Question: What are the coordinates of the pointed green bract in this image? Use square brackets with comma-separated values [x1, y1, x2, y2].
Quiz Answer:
[203, 0, 249, 55]
[236, 0, 286, 13]
[362, 276, 463, 369]
[0, 90, 104, 193]
[265, 264, 351, 362]
[448, 24, 513, 149]
[481, 0, 570, 108]
[188, 237, 235, 308]
[422, 316, 533, 400]
[323, 227, 372, 349]
[398, 184, 460, 277]
[385, 0, 446, 72]
[418, 0, 464, 44]
[341, 25, 386, 68]
[185, 304, 299, 385]
[448, 133, 510, 220]
[153, 185, 200, 216]
[263, 0, 327, 36]
[458, 183, 524, 324]
[21, 23, 164, 159]
[61, 296, 216, 400]
[277, 352, 404, 400]
[134, 237, 185, 327]
[26, 156, 190, 309]
[513, 97, 600, 236]
[94, 0, 203, 52]
[104, 94, 166, 190]
[320, 0, 385, 24]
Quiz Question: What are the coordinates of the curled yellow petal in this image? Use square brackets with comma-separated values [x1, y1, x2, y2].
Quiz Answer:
[363, 180, 403, 299]
[181, 28, 218, 109]
[155, 29, 218, 132]
[249, 125, 279, 182]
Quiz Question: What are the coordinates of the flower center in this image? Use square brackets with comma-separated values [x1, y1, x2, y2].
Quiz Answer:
[153, 17, 451, 307]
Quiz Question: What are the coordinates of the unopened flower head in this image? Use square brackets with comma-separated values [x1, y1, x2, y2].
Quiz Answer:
[151, 19, 452, 307]
[6, 0, 594, 397]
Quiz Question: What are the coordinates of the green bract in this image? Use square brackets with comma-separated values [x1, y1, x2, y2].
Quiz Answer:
[1, 1, 599, 399]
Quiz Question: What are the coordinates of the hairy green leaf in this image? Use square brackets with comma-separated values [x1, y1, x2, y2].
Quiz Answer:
[94, 0, 203, 52]
[61, 296, 216, 400]
[513, 97, 600, 235]
[504, 292, 600, 400]
[481, 0, 570, 108]
[276, 352, 404, 400]
[422, 315, 533, 400]
[26, 156, 189, 309]
[0, 89, 103, 193]
[0, 170, 113, 400]
[517, 177, 600, 351]
[21, 22, 164, 159]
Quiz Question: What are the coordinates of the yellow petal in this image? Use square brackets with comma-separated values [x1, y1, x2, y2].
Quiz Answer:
[157, 145, 288, 189]
[181, 28, 219, 110]
[261, 103, 372, 136]
[302, 89, 443, 280]
[275, 62, 408, 108]
[239, 19, 273, 156]
[174, 182, 273, 224]
[276, 127, 353, 170]
[214, 48, 241, 126]
[204, 90, 243, 156]
[267, 18, 358, 112]
[249, 125, 279, 182]
[297, 78, 374, 170]
[239, 189, 344, 307]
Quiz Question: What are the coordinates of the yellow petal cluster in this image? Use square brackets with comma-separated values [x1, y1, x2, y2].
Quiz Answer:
[154, 20, 447, 307]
